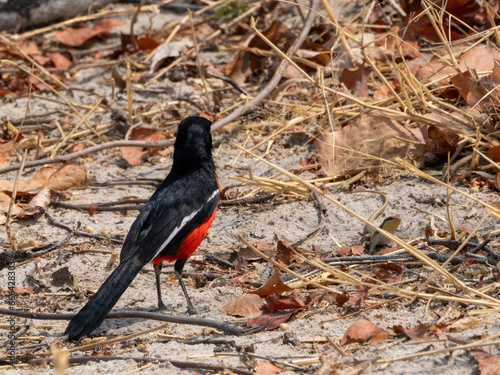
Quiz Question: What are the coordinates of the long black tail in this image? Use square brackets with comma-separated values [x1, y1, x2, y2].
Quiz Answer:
[65, 256, 142, 340]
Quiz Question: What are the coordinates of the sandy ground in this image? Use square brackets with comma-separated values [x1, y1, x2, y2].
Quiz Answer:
[1, 1, 499, 374]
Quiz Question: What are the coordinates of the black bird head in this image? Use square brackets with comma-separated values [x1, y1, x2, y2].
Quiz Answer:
[173, 116, 214, 172]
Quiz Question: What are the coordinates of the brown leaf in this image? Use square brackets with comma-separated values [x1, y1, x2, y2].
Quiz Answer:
[54, 19, 126, 47]
[252, 273, 293, 297]
[265, 292, 305, 312]
[43, 164, 90, 191]
[340, 65, 370, 97]
[424, 125, 459, 155]
[137, 37, 160, 51]
[0, 139, 13, 167]
[485, 201, 500, 220]
[448, 316, 481, 331]
[1, 165, 89, 195]
[459, 46, 500, 73]
[220, 294, 265, 317]
[399, 322, 430, 339]
[13, 286, 35, 295]
[121, 127, 170, 166]
[256, 362, 282, 375]
[256, 240, 275, 252]
[247, 311, 293, 330]
[18, 40, 39, 55]
[341, 318, 388, 346]
[46, 52, 72, 69]
[488, 146, 500, 162]
[450, 70, 493, 110]
[51, 267, 74, 288]
[412, 57, 458, 88]
[315, 114, 426, 176]
[0, 191, 19, 224]
[17, 187, 51, 219]
[149, 40, 193, 73]
[373, 262, 404, 283]
[473, 350, 500, 375]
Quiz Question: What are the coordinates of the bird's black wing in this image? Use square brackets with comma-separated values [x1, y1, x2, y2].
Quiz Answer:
[120, 168, 219, 265]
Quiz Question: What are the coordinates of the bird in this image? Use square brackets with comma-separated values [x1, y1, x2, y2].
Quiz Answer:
[65, 116, 220, 340]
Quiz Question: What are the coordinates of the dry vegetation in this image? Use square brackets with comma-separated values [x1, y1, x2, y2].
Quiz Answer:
[1, 0, 500, 374]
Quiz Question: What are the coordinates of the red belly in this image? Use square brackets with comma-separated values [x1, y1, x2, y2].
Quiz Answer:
[151, 206, 218, 264]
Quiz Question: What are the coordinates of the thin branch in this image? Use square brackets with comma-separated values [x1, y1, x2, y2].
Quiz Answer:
[0, 139, 174, 175]
[0, 308, 264, 336]
[27, 356, 253, 375]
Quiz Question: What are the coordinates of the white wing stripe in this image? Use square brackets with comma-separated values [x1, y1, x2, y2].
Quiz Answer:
[153, 189, 219, 259]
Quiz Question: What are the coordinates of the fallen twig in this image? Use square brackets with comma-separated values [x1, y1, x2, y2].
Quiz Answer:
[0, 308, 264, 336]
[0, 139, 174, 175]
[26, 355, 253, 375]
[45, 212, 124, 244]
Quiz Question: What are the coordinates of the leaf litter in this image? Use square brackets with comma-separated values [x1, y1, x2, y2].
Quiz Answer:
[0, 0, 500, 374]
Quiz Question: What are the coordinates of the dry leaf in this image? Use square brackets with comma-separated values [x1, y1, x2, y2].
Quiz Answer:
[0, 191, 19, 224]
[373, 262, 404, 283]
[256, 362, 282, 375]
[54, 19, 126, 47]
[121, 128, 170, 166]
[448, 316, 481, 331]
[265, 292, 305, 312]
[46, 52, 72, 69]
[485, 201, 500, 220]
[315, 114, 426, 176]
[0, 139, 12, 167]
[393, 322, 430, 340]
[247, 311, 294, 330]
[341, 318, 388, 346]
[251, 273, 293, 297]
[487, 146, 500, 163]
[473, 350, 500, 375]
[51, 267, 74, 288]
[17, 187, 51, 219]
[459, 46, 500, 73]
[424, 125, 459, 155]
[340, 65, 369, 97]
[149, 40, 193, 73]
[13, 286, 35, 295]
[43, 165, 90, 191]
[220, 294, 264, 317]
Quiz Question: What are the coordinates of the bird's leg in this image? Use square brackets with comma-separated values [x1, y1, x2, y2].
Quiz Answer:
[154, 263, 168, 310]
[174, 259, 196, 315]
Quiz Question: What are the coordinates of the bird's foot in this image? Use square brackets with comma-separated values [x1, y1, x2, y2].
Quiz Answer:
[185, 306, 198, 315]
[148, 302, 172, 312]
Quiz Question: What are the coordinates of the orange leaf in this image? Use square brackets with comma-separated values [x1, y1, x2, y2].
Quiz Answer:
[121, 128, 170, 166]
[0, 140, 13, 168]
[473, 350, 500, 375]
[487, 146, 500, 162]
[43, 164, 90, 191]
[137, 37, 159, 50]
[251, 273, 293, 297]
[256, 362, 282, 375]
[220, 294, 265, 317]
[265, 292, 305, 312]
[341, 318, 388, 346]
[13, 286, 35, 295]
[54, 19, 126, 47]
